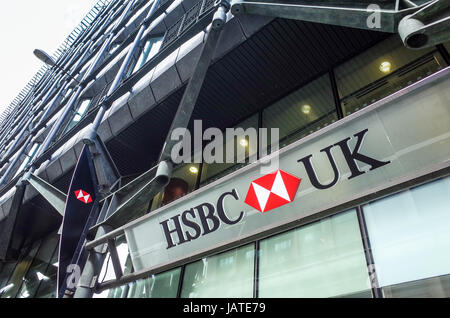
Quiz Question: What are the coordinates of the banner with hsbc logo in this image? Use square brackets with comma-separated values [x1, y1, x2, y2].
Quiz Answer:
[124, 75, 450, 272]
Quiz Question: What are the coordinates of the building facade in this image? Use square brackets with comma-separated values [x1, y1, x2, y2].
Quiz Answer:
[0, 0, 449, 298]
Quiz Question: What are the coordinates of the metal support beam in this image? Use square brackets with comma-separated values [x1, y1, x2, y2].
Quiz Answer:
[230, 0, 413, 33]
[229, 0, 449, 49]
[90, 160, 171, 231]
[159, 5, 229, 162]
[85, 132, 121, 196]
[22, 172, 67, 216]
[107, 238, 123, 279]
[73, 225, 112, 298]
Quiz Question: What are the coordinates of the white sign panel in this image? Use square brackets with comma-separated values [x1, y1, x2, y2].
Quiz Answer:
[125, 71, 450, 272]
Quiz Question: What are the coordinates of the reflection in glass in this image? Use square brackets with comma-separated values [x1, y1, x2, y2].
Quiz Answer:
[13, 142, 40, 179]
[363, 176, 450, 297]
[17, 234, 59, 298]
[127, 268, 181, 298]
[132, 36, 163, 74]
[0, 241, 41, 298]
[258, 210, 371, 298]
[181, 245, 255, 298]
[0, 262, 17, 291]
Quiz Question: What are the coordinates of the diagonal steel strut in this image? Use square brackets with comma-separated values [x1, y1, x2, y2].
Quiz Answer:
[158, 4, 229, 164]
[229, 0, 450, 49]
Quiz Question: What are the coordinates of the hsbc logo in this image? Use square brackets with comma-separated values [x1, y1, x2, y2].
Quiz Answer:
[159, 128, 390, 249]
[245, 170, 301, 213]
[74, 189, 93, 204]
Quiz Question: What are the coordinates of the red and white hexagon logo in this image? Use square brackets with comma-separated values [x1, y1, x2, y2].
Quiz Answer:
[74, 189, 93, 204]
[245, 170, 301, 213]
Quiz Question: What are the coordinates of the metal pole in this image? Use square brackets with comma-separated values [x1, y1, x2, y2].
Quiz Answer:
[73, 225, 112, 298]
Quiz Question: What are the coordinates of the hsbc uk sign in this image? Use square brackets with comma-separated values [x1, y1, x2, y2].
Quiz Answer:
[125, 75, 450, 272]
[159, 128, 390, 249]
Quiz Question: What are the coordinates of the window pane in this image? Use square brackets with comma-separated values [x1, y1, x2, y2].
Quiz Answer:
[97, 237, 131, 283]
[181, 244, 255, 298]
[34, 246, 58, 298]
[128, 268, 181, 298]
[13, 143, 40, 179]
[111, 285, 129, 298]
[132, 36, 163, 74]
[336, 35, 446, 116]
[0, 262, 17, 291]
[64, 99, 92, 133]
[363, 177, 450, 297]
[382, 274, 450, 298]
[259, 210, 371, 298]
[1, 241, 41, 298]
[263, 74, 337, 151]
[17, 234, 59, 298]
[200, 114, 258, 186]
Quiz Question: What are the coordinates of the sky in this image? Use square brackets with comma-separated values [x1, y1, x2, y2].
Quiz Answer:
[0, 0, 101, 117]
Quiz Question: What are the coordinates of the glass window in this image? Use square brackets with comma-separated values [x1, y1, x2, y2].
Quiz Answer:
[0, 262, 17, 291]
[105, 285, 129, 298]
[99, 237, 131, 281]
[64, 87, 73, 99]
[444, 42, 450, 55]
[127, 268, 181, 298]
[363, 176, 450, 298]
[200, 114, 258, 186]
[93, 236, 132, 299]
[109, 43, 121, 54]
[17, 234, 59, 298]
[132, 36, 163, 74]
[34, 246, 58, 298]
[258, 210, 371, 298]
[181, 244, 255, 298]
[262, 74, 337, 151]
[64, 99, 92, 133]
[13, 143, 40, 178]
[335, 35, 447, 116]
[0, 241, 41, 298]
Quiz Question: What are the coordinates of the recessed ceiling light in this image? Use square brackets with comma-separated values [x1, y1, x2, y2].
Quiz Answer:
[379, 61, 391, 73]
[301, 104, 311, 114]
[189, 166, 198, 174]
[240, 138, 248, 147]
